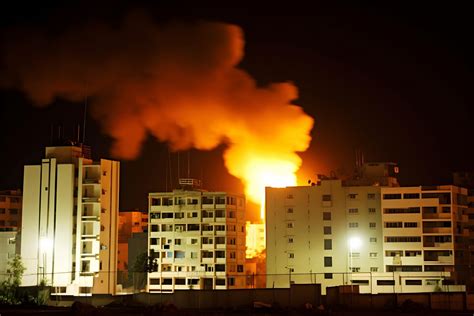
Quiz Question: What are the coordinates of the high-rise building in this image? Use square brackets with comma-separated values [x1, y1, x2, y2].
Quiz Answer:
[265, 163, 467, 294]
[0, 189, 22, 230]
[147, 179, 246, 292]
[21, 143, 120, 296]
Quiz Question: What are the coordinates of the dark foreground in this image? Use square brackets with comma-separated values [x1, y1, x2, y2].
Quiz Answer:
[0, 303, 473, 316]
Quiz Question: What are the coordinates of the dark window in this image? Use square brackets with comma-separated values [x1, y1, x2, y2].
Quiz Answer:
[384, 207, 420, 214]
[175, 278, 186, 285]
[324, 273, 333, 279]
[237, 265, 244, 272]
[324, 256, 332, 267]
[324, 239, 332, 250]
[403, 193, 420, 199]
[323, 212, 331, 220]
[377, 280, 395, 286]
[383, 194, 402, 200]
[352, 280, 369, 285]
[322, 194, 332, 201]
[405, 279, 422, 285]
[367, 193, 376, 200]
[216, 278, 226, 286]
[150, 278, 160, 285]
[215, 264, 226, 272]
[323, 226, 332, 235]
[162, 278, 172, 285]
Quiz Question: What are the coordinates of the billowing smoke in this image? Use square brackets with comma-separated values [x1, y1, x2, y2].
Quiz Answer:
[1, 12, 314, 212]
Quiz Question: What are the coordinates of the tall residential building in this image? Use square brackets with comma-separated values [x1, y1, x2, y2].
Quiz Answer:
[266, 163, 466, 294]
[453, 171, 474, 291]
[118, 210, 148, 271]
[381, 185, 468, 285]
[147, 179, 246, 292]
[21, 143, 120, 296]
[0, 189, 22, 230]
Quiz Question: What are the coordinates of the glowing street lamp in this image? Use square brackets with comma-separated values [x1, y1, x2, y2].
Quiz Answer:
[39, 237, 53, 282]
[348, 236, 361, 275]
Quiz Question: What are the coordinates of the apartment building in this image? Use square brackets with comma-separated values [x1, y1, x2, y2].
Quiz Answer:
[266, 179, 384, 292]
[381, 185, 469, 285]
[265, 163, 466, 294]
[147, 179, 246, 292]
[0, 189, 22, 230]
[21, 143, 120, 296]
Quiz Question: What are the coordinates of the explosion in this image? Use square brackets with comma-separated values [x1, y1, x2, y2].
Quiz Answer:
[0, 12, 314, 219]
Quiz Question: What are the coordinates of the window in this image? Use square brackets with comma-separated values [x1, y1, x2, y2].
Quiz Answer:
[383, 193, 402, 200]
[406, 279, 422, 286]
[405, 250, 421, 257]
[323, 212, 331, 220]
[216, 278, 226, 286]
[215, 236, 225, 244]
[228, 211, 235, 218]
[215, 210, 225, 218]
[384, 207, 420, 214]
[368, 208, 376, 213]
[385, 236, 421, 243]
[190, 238, 198, 245]
[351, 267, 360, 272]
[348, 194, 358, 199]
[324, 239, 332, 250]
[369, 222, 376, 229]
[385, 222, 402, 228]
[215, 251, 225, 258]
[237, 265, 244, 272]
[369, 237, 377, 243]
[229, 251, 236, 259]
[202, 196, 214, 204]
[215, 196, 226, 204]
[348, 222, 358, 228]
[162, 212, 174, 219]
[287, 208, 294, 214]
[287, 222, 294, 228]
[9, 209, 18, 215]
[322, 194, 332, 201]
[348, 208, 358, 214]
[174, 239, 181, 245]
[228, 277, 235, 286]
[0, 208, 5, 214]
[370, 267, 378, 272]
[369, 252, 377, 258]
[288, 237, 294, 243]
[323, 226, 332, 235]
[174, 251, 185, 259]
[287, 194, 294, 199]
[324, 256, 332, 267]
[288, 252, 294, 258]
[151, 225, 159, 232]
[367, 193, 376, 200]
[151, 198, 161, 206]
[187, 198, 199, 205]
[190, 252, 198, 259]
[162, 197, 173, 206]
[404, 222, 418, 228]
[403, 193, 420, 199]
[350, 252, 360, 258]
[324, 273, 333, 279]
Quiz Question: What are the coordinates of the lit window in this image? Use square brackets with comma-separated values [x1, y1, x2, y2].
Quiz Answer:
[348, 222, 358, 228]
[369, 222, 376, 229]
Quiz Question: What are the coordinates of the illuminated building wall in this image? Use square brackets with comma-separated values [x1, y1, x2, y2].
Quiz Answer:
[0, 189, 22, 230]
[147, 183, 246, 292]
[118, 210, 148, 271]
[381, 186, 468, 284]
[265, 163, 467, 293]
[245, 222, 265, 259]
[21, 144, 120, 296]
[265, 180, 384, 292]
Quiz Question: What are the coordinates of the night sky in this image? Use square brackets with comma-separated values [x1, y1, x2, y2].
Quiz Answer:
[1, 3, 473, 212]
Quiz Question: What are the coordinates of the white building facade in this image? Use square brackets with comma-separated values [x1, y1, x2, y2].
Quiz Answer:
[148, 182, 246, 292]
[266, 164, 467, 293]
[21, 144, 120, 296]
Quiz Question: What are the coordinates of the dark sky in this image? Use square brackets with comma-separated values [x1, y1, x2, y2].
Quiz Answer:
[0, 3, 473, 212]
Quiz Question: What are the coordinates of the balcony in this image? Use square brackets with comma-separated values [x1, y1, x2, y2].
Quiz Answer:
[423, 227, 452, 234]
[422, 213, 451, 220]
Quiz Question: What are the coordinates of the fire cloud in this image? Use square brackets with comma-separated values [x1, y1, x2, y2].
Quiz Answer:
[0, 12, 314, 217]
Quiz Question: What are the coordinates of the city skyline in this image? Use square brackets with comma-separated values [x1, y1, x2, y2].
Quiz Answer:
[1, 4, 473, 213]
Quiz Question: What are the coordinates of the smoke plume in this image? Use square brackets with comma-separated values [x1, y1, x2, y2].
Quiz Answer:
[1, 12, 314, 207]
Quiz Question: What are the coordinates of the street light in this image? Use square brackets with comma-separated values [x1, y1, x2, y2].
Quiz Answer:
[348, 236, 361, 279]
[39, 237, 53, 283]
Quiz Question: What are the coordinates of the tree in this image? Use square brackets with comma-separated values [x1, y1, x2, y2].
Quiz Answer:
[0, 255, 26, 305]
